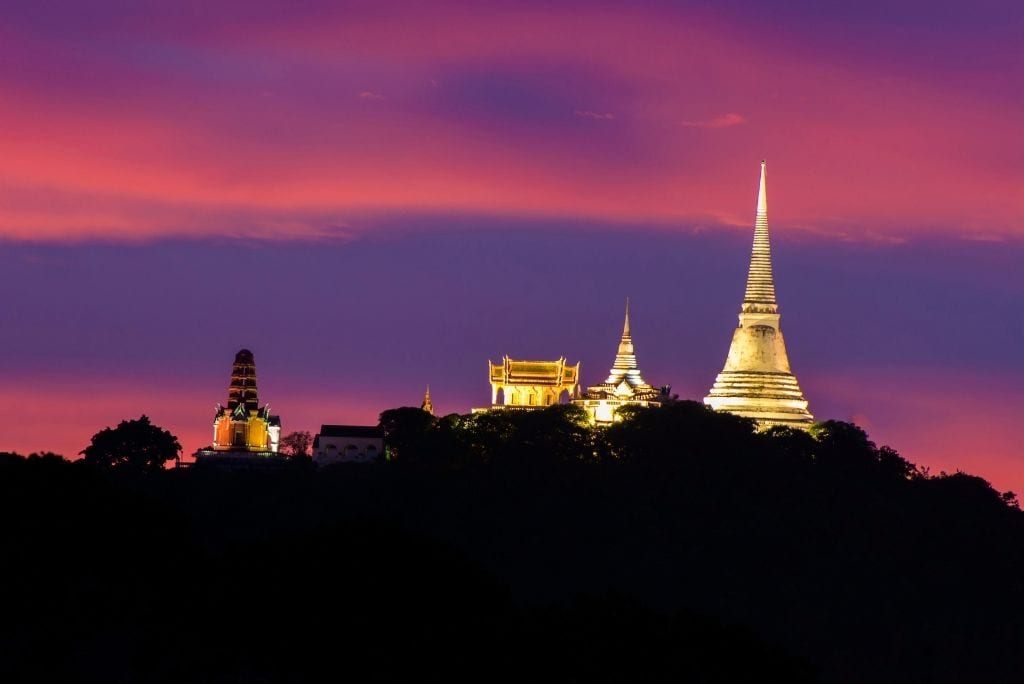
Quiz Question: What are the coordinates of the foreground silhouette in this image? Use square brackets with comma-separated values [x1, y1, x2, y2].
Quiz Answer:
[2, 402, 1021, 682]
[80, 415, 181, 472]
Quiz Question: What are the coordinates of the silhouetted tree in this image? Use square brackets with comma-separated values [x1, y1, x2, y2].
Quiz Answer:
[379, 407, 436, 462]
[493, 404, 593, 466]
[925, 471, 1018, 511]
[810, 420, 918, 482]
[0, 452, 24, 467]
[80, 415, 180, 471]
[280, 430, 312, 459]
[605, 400, 757, 467]
[762, 424, 816, 453]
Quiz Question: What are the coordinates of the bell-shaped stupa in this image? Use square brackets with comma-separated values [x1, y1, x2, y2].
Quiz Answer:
[703, 161, 814, 428]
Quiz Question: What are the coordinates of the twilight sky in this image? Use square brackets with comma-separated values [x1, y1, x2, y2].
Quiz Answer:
[1, 2, 1022, 491]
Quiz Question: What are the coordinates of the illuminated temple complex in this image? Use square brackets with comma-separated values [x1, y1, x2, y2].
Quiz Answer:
[703, 161, 814, 429]
[484, 356, 580, 409]
[194, 349, 283, 465]
[575, 300, 669, 424]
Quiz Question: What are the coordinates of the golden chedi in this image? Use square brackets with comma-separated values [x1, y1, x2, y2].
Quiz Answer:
[704, 161, 814, 429]
[576, 299, 668, 424]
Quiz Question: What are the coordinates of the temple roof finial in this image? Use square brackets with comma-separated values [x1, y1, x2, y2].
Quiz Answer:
[597, 298, 649, 389]
[421, 385, 434, 415]
[758, 160, 767, 215]
[742, 160, 777, 312]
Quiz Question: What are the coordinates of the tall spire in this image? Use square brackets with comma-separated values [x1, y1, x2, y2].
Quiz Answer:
[602, 298, 650, 390]
[742, 160, 777, 313]
[703, 161, 813, 429]
[421, 385, 434, 415]
[577, 298, 666, 424]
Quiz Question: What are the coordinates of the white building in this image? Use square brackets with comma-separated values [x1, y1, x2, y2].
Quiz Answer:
[574, 300, 669, 425]
[313, 425, 385, 465]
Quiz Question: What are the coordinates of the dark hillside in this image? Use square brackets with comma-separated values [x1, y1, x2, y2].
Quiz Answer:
[2, 403, 1021, 682]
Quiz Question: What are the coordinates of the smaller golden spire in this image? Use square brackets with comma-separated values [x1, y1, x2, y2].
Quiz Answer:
[421, 385, 434, 415]
[623, 297, 631, 338]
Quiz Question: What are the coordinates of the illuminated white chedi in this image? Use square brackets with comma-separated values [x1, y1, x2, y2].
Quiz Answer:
[576, 300, 667, 424]
[601, 299, 649, 391]
[703, 161, 814, 428]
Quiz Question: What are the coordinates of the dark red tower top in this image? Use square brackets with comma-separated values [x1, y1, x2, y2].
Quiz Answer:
[227, 349, 259, 412]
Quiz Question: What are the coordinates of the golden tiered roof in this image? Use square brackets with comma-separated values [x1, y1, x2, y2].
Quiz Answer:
[489, 356, 579, 386]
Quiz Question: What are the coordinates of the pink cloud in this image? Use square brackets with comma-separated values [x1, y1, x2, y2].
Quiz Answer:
[680, 112, 747, 128]
[0, 5, 1019, 243]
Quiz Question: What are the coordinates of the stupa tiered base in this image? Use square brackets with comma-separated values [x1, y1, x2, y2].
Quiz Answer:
[705, 370, 812, 428]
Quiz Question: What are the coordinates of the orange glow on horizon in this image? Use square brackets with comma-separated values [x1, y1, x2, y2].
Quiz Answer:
[2, 369, 1020, 497]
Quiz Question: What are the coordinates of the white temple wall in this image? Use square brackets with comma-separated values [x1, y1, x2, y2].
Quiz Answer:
[315, 435, 384, 465]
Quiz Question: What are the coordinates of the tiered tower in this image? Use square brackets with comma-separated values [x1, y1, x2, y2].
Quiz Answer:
[209, 349, 282, 453]
[227, 349, 259, 413]
[421, 385, 434, 415]
[600, 299, 653, 392]
[576, 300, 668, 424]
[703, 161, 813, 428]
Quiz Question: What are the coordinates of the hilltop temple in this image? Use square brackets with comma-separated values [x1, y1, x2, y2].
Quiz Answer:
[703, 161, 814, 429]
[482, 356, 580, 409]
[575, 300, 670, 424]
[194, 349, 283, 466]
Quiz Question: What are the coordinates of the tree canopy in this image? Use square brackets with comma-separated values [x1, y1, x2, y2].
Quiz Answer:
[280, 430, 313, 459]
[80, 415, 181, 471]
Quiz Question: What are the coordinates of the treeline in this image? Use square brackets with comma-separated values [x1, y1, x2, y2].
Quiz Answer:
[2, 402, 1022, 682]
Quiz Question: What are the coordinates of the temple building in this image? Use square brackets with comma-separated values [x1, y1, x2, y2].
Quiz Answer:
[575, 300, 670, 424]
[313, 425, 384, 465]
[703, 161, 814, 429]
[194, 349, 284, 466]
[481, 356, 580, 410]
